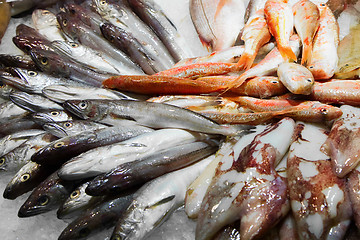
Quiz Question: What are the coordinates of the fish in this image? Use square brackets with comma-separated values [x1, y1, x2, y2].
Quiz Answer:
[85, 141, 218, 196]
[0, 116, 41, 138]
[32, 125, 154, 167]
[199, 111, 283, 125]
[322, 105, 360, 177]
[0, 100, 29, 122]
[196, 118, 294, 240]
[306, 3, 339, 80]
[32, 9, 66, 42]
[9, 91, 63, 112]
[347, 163, 360, 230]
[42, 84, 132, 104]
[237, 9, 271, 70]
[18, 170, 79, 217]
[277, 62, 314, 95]
[189, 0, 246, 51]
[292, 0, 320, 65]
[0, 54, 37, 70]
[42, 120, 107, 138]
[110, 155, 213, 240]
[31, 110, 73, 125]
[287, 122, 352, 239]
[334, 24, 360, 79]
[58, 192, 134, 240]
[0, 0, 10, 43]
[0, 132, 57, 172]
[264, 0, 296, 61]
[63, 99, 246, 135]
[128, 0, 194, 61]
[244, 0, 267, 23]
[58, 128, 216, 180]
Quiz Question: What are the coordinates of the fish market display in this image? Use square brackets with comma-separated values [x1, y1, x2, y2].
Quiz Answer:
[1, 0, 360, 240]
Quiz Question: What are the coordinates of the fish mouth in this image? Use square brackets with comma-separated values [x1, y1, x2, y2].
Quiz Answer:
[32, 112, 54, 124]
[63, 100, 87, 119]
[43, 123, 68, 137]
[18, 205, 48, 218]
[0, 68, 31, 90]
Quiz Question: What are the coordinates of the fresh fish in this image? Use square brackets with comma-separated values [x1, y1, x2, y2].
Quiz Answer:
[110, 155, 213, 240]
[29, 48, 112, 87]
[0, 54, 37, 70]
[18, 171, 79, 217]
[0, 116, 41, 137]
[57, 181, 105, 219]
[244, 0, 267, 23]
[277, 62, 314, 95]
[63, 99, 245, 135]
[43, 120, 107, 138]
[3, 161, 56, 200]
[310, 79, 360, 106]
[199, 111, 284, 125]
[322, 105, 360, 177]
[0, 132, 57, 172]
[32, 9, 66, 42]
[32, 109, 74, 125]
[42, 84, 132, 104]
[334, 24, 360, 79]
[58, 192, 134, 240]
[0, 0, 10, 43]
[13, 24, 54, 53]
[86, 141, 218, 196]
[0, 100, 29, 122]
[0, 129, 45, 156]
[190, 0, 246, 51]
[128, 0, 194, 61]
[306, 3, 339, 79]
[58, 128, 215, 180]
[9, 91, 63, 112]
[287, 122, 352, 239]
[237, 9, 271, 70]
[56, 11, 144, 75]
[92, 0, 175, 68]
[292, 0, 320, 65]
[100, 22, 163, 74]
[264, 0, 296, 61]
[196, 118, 294, 240]
[32, 125, 154, 167]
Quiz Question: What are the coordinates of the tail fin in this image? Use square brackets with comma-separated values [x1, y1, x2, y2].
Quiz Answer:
[278, 44, 297, 62]
[237, 53, 256, 71]
[220, 73, 248, 95]
[301, 43, 312, 65]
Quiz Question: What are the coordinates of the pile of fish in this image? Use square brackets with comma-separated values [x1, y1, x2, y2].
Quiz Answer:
[0, 0, 360, 239]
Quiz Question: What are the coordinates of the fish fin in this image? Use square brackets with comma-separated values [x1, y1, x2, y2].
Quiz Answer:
[278, 44, 297, 62]
[301, 42, 312, 65]
[220, 73, 248, 95]
[237, 52, 256, 71]
[147, 195, 176, 209]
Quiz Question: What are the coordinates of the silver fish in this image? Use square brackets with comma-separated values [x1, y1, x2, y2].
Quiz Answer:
[43, 120, 107, 138]
[32, 110, 73, 125]
[32, 9, 66, 42]
[9, 91, 63, 112]
[0, 100, 29, 122]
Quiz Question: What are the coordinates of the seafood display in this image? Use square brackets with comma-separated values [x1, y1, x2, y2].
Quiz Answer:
[0, 0, 360, 240]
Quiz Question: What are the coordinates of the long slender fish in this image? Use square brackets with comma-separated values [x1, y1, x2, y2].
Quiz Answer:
[63, 99, 246, 135]
[32, 125, 154, 166]
[110, 155, 213, 240]
[10, 91, 63, 112]
[86, 141, 218, 196]
[58, 128, 215, 180]
[43, 120, 107, 138]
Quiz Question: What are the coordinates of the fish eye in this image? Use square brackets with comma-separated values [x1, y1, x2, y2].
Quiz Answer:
[64, 122, 73, 128]
[306, 78, 313, 82]
[320, 3, 325, 6]
[40, 57, 48, 65]
[54, 141, 65, 148]
[344, 64, 349, 67]
[0, 157, 5, 166]
[100, 0, 106, 5]
[78, 101, 88, 109]
[308, 66, 314, 69]
[38, 195, 49, 206]
[271, 80, 279, 84]
[320, 108, 328, 114]
[27, 70, 38, 77]
[70, 189, 80, 199]
[79, 227, 90, 238]
[70, 42, 78, 48]
[20, 173, 31, 182]
[63, 19, 68, 27]
[51, 111, 60, 116]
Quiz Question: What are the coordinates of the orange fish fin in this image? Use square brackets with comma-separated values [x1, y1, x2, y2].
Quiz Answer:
[278, 44, 297, 62]
[219, 73, 247, 96]
[215, 0, 230, 19]
[301, 43, 312, 65]
[237, 53, 256, 71]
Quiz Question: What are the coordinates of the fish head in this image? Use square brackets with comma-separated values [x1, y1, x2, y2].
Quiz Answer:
[32, 9, 57, 29]
[32, 110, 73, 125]
[56, 11, 79, 40]
[57, 183, 88, 219]
[313, 102, 343, 121]
[100, 23, 119, 43]
[29, 48, 68, 76]
[92, 0, 111, 15]
[15, 24, 39, 37]
[63, 99, 105, 121]
[12, 36, 36, 53]
[9, 91, 37, 112]
[43, 122, 71, 138]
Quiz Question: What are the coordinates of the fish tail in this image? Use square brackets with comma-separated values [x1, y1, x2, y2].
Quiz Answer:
[237, 53, 256, 71]
[219, 73, 247, 95]
[301, 43, 312, 65]
[278, 44, 297, 62]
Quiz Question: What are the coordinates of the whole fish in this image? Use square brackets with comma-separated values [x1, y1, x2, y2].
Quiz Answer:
[9, 91, 63, 112]
[196, 118, 294, 240]
[322, 105, 360, 177]
[0, 132, 57, 172]
[32, 125, 154, 166]
[32, 9, 66, 42]
[111, 155, 213, 240]
[200, 111, 283, 125]
[63, 99, 245, 135]
[58, 128, 215, 180]
[92, 0, 175, 69]
[264, 0, 296, 61]
[0, 54, 37, 70]
[57, 181, 105, 219]
[292, 0, 320, 65]
[43, 120, 107, 138]
[287, 122, 352, 239]
[86, 141, 218, 196]
[128, 0, 194, 61]
[306, 3, 339, 79]
[32, 109, 74, 125]
[18, 171, 79, 217]
[56, 11, 144, 75]
[58, 192, 134, 240]
[237, 9, 271, 70]
[277, 62, 314, 95]
[190, 0, 246, 51]
[42, 84, 132, 104]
